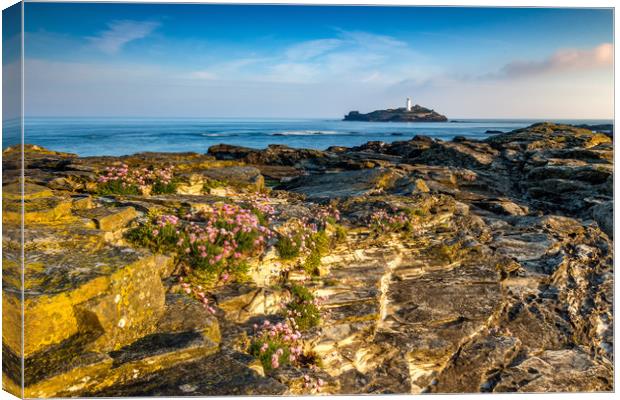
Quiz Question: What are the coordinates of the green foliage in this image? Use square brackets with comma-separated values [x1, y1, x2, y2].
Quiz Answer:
[248, 338, 292, 373]
[286, 284, 320, 330]
[276, 235, 302, 259]
[96, 180, 140, 196]
[290, 284, 313, 302]
[369, 209, 417, 235]
[248, 321, 304, 373]
[96, 164, 176, 196]
[151, 179, 178, 194]
[300, 230, 330, 276]
[126, 219, 177, 253]
[126, 205, 271, 283]
[311, 230, 330, 256]
[302, 248, 321, 276]
[333, 224, 348, 244]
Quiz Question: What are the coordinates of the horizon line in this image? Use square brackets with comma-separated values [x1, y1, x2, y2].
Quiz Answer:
[10, 116, 615, 121]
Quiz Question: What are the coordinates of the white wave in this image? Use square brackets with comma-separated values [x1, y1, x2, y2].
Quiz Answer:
[271, 130, 343, 136]
[202, 133, 233, 137]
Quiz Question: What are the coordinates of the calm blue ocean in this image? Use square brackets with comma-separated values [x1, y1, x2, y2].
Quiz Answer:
[2, 117, 613, 157]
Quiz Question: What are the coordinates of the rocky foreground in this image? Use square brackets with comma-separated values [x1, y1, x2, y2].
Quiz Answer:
[2, 122, 613, 396]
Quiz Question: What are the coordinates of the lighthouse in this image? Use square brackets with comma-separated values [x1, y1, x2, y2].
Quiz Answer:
[406, 97, 412, 112]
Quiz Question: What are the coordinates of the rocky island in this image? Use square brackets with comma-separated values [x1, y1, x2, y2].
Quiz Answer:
[344, 98, 448, 122]
[2, 122, 613, 396]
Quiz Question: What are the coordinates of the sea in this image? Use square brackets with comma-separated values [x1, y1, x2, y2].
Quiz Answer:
[2, 117, 613, 157]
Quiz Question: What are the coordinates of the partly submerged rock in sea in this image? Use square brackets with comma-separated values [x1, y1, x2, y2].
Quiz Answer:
[343, 105, 448, 122]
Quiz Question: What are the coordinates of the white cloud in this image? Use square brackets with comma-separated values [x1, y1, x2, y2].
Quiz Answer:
[389, 45, 613, 119]
[88, 20, 159, 54]
[494, 43, 613, 78]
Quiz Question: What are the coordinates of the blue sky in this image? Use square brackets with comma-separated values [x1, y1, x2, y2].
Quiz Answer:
[16, 4, 614, 118]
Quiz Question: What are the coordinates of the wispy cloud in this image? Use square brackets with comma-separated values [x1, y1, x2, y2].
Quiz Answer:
[493, 42, 613, 79]
[284, 38, 343, 61]
[89, 20, 159, 54]
[186, 29, 432, 85]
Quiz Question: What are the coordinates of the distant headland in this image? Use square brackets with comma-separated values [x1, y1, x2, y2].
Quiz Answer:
[344, 97, 448, 122]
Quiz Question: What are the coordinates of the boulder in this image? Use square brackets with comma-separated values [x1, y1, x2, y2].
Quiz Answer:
[277, 168, 402, 200]
[75, 206, 138, 232]
[199, 166, 265, 191]
[208, 143, 328, 167]
[17, 293, 221, 398]
[410, 141, 499, 169]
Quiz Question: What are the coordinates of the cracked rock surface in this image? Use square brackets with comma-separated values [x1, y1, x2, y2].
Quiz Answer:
[2, 123, 613, 396]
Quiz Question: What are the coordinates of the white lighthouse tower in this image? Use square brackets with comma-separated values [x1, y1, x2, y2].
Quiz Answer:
[406, 97, 412, 112]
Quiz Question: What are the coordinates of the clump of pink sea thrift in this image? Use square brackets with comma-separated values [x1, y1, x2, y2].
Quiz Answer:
[314, 204, 341, 229]
[248, 318, 327, 392]
[248, 320, 304, 373]
[368, 208, 415, 234]
[275, 218, 317, 259]
[127, 202, 275, 281]
[283, 284, 322, 330]
[243, 193, 278, 224]
[97, 164, 177, 195]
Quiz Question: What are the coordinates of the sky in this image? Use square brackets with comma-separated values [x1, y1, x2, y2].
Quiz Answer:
[10, 4, 615, 118]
